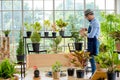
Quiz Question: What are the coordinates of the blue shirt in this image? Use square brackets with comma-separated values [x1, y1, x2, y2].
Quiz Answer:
[87, 18, 100, 38]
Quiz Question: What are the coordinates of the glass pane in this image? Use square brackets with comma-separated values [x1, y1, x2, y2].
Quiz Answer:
[106, 11, 115, 14]
[13, 11, 22, 30]
[106, 0, 115, 10]
[95, 0, 105, 10]
[44, 0, 53, 10]
[24, 11, 33, 23]
[44, 11, 53, 22]
[34, 0, 43, 10]
[55, 11, 63, 21]
[3, 11, 12, 30]
[75, 0, 84, 10]
[86, 0, 94, 9]
[55, 0, 63, 10]
[65, 0, 74, 10]
[13, 1, 22, 10]
[2, 1, 12, 10]
[0, 1, 1, 10]
[95, 11, 104, 22]
[0, 12, 1, 30]
[23, 1, 32, 10]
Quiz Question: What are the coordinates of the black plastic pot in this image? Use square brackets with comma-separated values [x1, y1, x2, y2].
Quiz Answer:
[67, 68, 75, 76]
[76, 69, 84, 78]
[26, 31, 32, 37]
[34, 69, 40, 78]
[74, 42, 83, 51]
[52, 32, 56, 38]
[59, 30, 64, 37]
[38, 32, 41, 36]
[17, 55, 24, 62]
[107, 72, 116, 80]
[44, 32, 49, 37]
[32, 43, 40, 52]
[5, 34, 8, 37]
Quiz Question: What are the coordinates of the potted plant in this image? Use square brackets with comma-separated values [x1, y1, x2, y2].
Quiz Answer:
[3, 30, 10, 37]
[65, 51, 90, 78]
[52, 61, 62, 79]
[24, 22, 32, 37]
[49, 36, 62, 54]
[44, 20, 51, 37]
[56, 19, 68, 37]
[70, 24, 83, 51]
[95, 52, 120, 80]
[32, 21, 42, 34]
[16, 30, 24, 62]
[30, 31, 41, 52]
[0, 59, 18, 80]
[51, 22, 57, 37]
[109, 30, 120, 51]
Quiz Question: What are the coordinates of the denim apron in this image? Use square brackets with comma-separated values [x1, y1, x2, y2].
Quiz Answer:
[87, 25, 99, 56]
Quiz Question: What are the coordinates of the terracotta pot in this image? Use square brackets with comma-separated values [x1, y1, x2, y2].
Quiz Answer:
[115, 42, 120, 51]
[52, 72, 60, 79]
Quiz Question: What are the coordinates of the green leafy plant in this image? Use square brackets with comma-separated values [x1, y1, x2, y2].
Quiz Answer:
[56, 19, 68, 31]
[70, 24, 83, 42]
[49, 36, 62, 54]
[16, 30, 24, 55]
[99, 43, 109, 52]
[32, 22, 42, 32]
[44, 20, 51, 31]
[30, 31, 41, 43]
[3, 30, 10, 36]
[24, 22, 32, 31]
[0, 59, 16, 79]
[109, 30, 120, 42]
[52, 61, 62, 72]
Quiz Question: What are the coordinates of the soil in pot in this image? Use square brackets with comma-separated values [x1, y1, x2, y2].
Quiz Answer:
[74, 42, 83, 51]
[26, 31, 32, 37]
[44, 32, 49, 37]
[115, 42, 120, 51]
[59, 30, 64, 37]
[32, 43, 40, 52]
[76, 69, 84, 78]
[107, 72, 116, 80]
[67, 68, 75, 76]
[52, 32, 56, 38]
[52, 72, 60, 79]
[17, 55, 24, 62]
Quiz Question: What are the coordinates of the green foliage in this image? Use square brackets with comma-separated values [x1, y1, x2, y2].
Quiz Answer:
[30, 31, 41, 43]
[56, 19, 68, 30]
[16, 30, 24, 55]
[2, 30, 10, 35]
[95, 52, 120, 73]
[44, 20, 51, 30]
[52, 61, 62, 72]
[0, 59, 16, 79]
[99, 43, 109, 52]
[70, 24, 83, 42]
[32, 22, 42, 32]
[24, 22, 32, 31]
[49, 36, 62, 54]
[109, 30, 120, 42]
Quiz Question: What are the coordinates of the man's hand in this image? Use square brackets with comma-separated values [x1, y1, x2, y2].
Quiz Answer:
[80, 28, 87, 37]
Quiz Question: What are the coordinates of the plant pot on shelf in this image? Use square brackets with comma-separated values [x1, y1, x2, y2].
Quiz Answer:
[5, 34, 8, 37]
[32, 43, 40, 52]
[76, 69, 84, 78]
[115, 42, 120, 51]
[17, 55, 24, 62]
[67, 68, 75, 76]
[44, 32, 49, 37]
[74, 42, 83, 51]
[26, 31, 32, 37]
[107, 72, 116, 80]
[59, 30, 64, 37]
[52, 72, 60, 79]
[52, 32, 56, 38]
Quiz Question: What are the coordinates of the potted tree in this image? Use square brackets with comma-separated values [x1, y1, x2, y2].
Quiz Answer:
[0, 59, 18, 80]
[44, 20, 51, 37]
[2, 30, 10, 37]
[51, 22, 57, 37]
[52, 61, 62, 79]
[70, 24, 83, 51]
[56, 19, 68, 37]
[65, 51, 90, 78]
[16, 30, 24, 62]
[24, 22, 32, 37]
[109, 31, 120, 51]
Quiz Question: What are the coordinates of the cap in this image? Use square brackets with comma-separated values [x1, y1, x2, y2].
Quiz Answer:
[84, 9, 94, 16]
